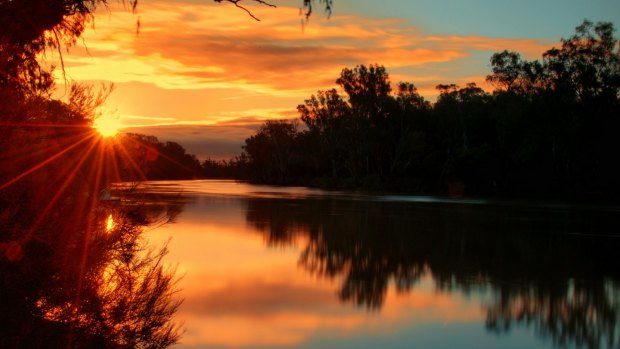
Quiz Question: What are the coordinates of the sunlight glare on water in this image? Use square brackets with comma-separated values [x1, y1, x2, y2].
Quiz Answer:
[105, 214, 115, 232]
[120, 180, 620, 349]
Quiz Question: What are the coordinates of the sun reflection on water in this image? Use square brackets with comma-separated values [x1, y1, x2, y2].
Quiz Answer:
[105, 214, 115, 232]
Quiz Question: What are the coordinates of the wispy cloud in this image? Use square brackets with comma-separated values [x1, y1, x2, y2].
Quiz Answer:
[57, 0, 551, 96]
[50, 0, 554, 157]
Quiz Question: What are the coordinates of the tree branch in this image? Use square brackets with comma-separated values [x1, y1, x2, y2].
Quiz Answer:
[214, 0, 276, 21]
[302, 0, 333, 20]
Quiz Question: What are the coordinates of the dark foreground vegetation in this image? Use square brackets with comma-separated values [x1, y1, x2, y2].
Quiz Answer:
[202, 21, 619, 201]
[0, 41, 182, 349]
[0, 0, 347, 347]
[1, 0, 335, 346]
[0, 87, 183, 348]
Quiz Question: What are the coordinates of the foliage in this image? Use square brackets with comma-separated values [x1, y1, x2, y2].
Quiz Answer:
[0, 0, 217, 346]
[232, 20, 619, 200]
[241, 120, 301, 183]
[0, 68, 183, 344]
[115, 133, 203, 180]
[0, 116, 184, 347]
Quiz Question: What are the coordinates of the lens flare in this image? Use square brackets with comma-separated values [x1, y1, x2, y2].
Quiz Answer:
[93, 114, 122, 137]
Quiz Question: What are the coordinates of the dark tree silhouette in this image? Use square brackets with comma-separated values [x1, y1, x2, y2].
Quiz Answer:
[110, 133, 203, 180]
[241, 120, 299, 183]
[485, 20, 620, 199]
[336, 64, 393, 179]
[232, 20, 619, 200]
[298, 88, 351, 179]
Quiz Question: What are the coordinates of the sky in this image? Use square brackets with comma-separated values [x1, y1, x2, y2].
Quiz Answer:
[50, 0, 620, 160]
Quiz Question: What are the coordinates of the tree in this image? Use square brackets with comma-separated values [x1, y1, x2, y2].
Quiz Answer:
[298, 89, 350, 178]
[242, 120, 299, 184]
[433, 83, 497, 195]
[202, 158, 234, 178]
[387, 82, 431, 176]
[335, 64, 393, 178]
[115, 134, 203, 180]
[337, 64, 392, 118]
[231, 21, 619, 198]
[542, 20, 620, 102]
[486, 50, 543, 94]
[295, 65, 440, 190]
[434, 83, 491, 153]
[485, 21, 620, 198]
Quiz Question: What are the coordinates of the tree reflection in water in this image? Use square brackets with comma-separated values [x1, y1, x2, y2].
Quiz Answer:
[0, 126, 184, 348]
[246, 198, 620, 349]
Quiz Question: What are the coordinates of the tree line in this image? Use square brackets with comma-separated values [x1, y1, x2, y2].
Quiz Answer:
[206, 20, 619, 200]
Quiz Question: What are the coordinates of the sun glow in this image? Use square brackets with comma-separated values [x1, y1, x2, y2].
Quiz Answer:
[93, 114, 122, 137]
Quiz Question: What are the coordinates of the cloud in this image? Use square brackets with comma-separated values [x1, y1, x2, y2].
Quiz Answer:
[183, 279, 339, 317]
[51, 0, 555, 159]
[58, 0, 552, 96]
[174, 274, 483, 348]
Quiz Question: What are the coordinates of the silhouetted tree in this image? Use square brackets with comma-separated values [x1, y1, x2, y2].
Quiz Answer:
[336, 64, 393, 178]
[295, 64, 436, 189]
[387, 82, 432, 177]
[116, 133, 202, 180]
[298, 88, 350, 178]
[485, 20, 620, 199]
[202, 158, 234, 178]
[433, 83, 498, 194]
[241, 120, 299, 184]
[236, 21, 619, 199]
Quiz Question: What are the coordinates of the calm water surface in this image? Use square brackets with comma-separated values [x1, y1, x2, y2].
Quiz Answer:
[118, 180, 620, 349]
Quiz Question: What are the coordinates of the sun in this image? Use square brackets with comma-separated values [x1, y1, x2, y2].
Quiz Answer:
[93, 114, 122, 137]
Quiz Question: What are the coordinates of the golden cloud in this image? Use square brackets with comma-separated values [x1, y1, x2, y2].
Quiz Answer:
[56, 0, 552, 97]
[47, 0, 555, 153]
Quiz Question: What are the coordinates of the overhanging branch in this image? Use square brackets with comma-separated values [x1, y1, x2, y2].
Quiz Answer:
[214, 0, 276, 21]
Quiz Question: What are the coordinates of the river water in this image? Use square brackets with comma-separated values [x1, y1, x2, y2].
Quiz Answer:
[121, 179, 620, 349]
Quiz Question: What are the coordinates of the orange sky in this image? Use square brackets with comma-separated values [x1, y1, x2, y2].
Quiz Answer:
[46, 0, 613, 159]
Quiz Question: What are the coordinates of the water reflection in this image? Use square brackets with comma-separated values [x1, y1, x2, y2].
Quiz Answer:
[245, 197, 620, 349]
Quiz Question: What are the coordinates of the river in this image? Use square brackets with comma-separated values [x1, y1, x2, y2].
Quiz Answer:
[118, 179, 620, 349]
